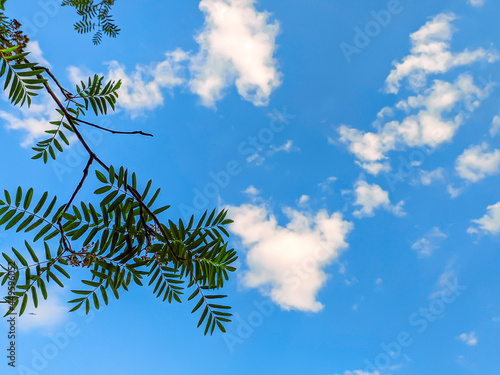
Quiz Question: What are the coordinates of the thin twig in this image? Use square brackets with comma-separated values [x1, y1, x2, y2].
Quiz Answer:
[34, 62, 184, 262]
[71, 116, 153, 137]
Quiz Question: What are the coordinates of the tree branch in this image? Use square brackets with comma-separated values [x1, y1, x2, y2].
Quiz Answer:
[71, 116, 154, 137]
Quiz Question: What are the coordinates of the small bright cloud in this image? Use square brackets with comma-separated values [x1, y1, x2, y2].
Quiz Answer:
[455, 143, 500, 183]
[458, 331, 478, 346]
[352, 180, 405, 218]
[243, 185, 261, 196]
[447, 184, 463, 199]
[319, 176, 337, 192]
[468, 0, 486, 6]
[298, 195, 310, 206]
[416, 168, 445, 186]
[467, 201, 500, 235]
[490, 115, 500, 137]
[268, 140, 299, 156]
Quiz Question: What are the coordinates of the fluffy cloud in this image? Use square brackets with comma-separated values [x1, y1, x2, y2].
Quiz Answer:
[68, 49, 187, 117]
[468, 202, 500, 235]
[227, 201, 353, 312]
[189, 0, 281, 107]
[106, 50, 187, 115]
[242, 185, 261, 197]
[26, 40, 51, 68]
[412, 227, 447, 257]
[339, 74, 491, 175]
[68, 0, 281, 114]
[0, 92, 57, 146]
[455, 143, 500, 182]
[385, 13, 496, 94]
[458, 331, 478, 346]
[352, 180, 405, 218]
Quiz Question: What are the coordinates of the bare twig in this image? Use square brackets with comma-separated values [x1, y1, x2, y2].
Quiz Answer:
[71, 116, 154, 137]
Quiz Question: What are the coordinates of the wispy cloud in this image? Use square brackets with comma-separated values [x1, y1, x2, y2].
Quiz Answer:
[412, 227, 447, 257]
[189, 0, 281, 107]
[385, 13, 496, 94]
[338, 13, 496, 176]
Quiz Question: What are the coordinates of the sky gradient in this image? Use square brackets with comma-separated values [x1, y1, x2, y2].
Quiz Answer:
[1, 0, 500, 374]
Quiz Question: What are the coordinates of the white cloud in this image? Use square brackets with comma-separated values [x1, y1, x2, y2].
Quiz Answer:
[26, 41, 51, 68]
[352, 180, 405, 218]
[430, 264, 459, 299]
[412, 227, 447, 257]
[337, 371, 380, 375]
[267, 140, 298, 156]
[455, 143, 500, 182]
[69, 49, 187, 117]
[416, 167, 445, 185]
[67, 0, 281, 114]
[242, 185, 261, 197]
[0, 92, 57, 147]
[319, 176, 337, 192]
[1, 288, 68, 333]
[491, 115, 500, 137]
[339, 74, 491, 175]
[468, 0, 486, 6]
[447, 183, 463, 199]
[375, 277, 383, 285]
[458, 331, 478, 346]
[227, 201, 353, 312]
[385, 13, 497, 94]
[298, 195, 310, 206]
[467, 201, 500, 235]
[189, 0, 281, 107]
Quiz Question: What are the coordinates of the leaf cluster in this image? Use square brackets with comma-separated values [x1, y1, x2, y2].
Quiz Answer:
[0, 168, 238, 334]
[62, 0, 120, 45]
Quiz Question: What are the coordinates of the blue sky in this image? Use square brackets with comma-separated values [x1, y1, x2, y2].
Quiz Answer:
[1, 0, 500, 374]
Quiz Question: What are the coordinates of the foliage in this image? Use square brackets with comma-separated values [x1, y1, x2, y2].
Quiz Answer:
[62, 0, 120, 44]
[0, 1, 237, 335]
